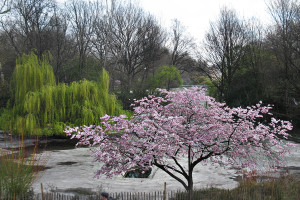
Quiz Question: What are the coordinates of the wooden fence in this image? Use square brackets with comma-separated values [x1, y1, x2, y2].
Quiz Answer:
[2, 182, 198, 200]
[1, 191, 191, 200]
[39, 191, 179, 200]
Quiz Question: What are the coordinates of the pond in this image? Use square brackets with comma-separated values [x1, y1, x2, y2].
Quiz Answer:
[1, 131, 300, 196]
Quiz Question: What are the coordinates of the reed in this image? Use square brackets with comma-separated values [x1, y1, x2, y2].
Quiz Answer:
[0, 129, 41, 199]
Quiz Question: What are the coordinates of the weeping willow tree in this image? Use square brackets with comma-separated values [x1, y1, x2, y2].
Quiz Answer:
[11, 52, 56, 105]
[0, 52, 126, 136]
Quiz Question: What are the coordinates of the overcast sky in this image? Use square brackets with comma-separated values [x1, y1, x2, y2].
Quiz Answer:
[58, 0, 272, 43]
[138, 0, 271, 43]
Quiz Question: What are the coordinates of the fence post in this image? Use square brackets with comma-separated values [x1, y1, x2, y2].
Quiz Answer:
[163, 182, 167, 200]
[41, 183, 45, 200]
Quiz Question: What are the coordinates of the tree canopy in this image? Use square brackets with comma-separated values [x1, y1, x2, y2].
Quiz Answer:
[147, 65, 182, 90]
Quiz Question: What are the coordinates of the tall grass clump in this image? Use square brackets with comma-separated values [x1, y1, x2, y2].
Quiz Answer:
[0, 150, 36, 199]
[0, 131, 41, 199]
[0, 52, 127, 136]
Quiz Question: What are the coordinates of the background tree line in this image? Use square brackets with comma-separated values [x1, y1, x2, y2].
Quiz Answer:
[0, 0, 193, 108]
[201, 0, 300, 127]
[1, 0, 300, 127]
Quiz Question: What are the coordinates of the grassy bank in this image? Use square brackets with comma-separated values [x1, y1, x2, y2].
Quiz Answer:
[171, 175, 300, 200]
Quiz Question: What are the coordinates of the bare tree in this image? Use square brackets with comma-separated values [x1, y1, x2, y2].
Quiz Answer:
[0, 0, 78, 82]
[91, 0, 114, 69]
[49, 4, 76, 81]
[266, 0, 300, 113]
[0, 0, 12, 14]
[1, 0, 55, 56]
[203, 7, 248, 101]
[99, 1, 165, 91]
[169, 19, 195, 73]
[139, 15, 166, 85]
[66, 0, 97, 79]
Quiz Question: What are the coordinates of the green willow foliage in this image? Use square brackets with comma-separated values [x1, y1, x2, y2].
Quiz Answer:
[0, 53, 125, 136]
[11, 52, 56, 105]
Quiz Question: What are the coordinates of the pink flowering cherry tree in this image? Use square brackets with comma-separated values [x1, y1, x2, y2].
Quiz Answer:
[65, 87, 294, 199]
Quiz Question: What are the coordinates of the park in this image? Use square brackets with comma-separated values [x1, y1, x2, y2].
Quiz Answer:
[1, 0, 300, 199]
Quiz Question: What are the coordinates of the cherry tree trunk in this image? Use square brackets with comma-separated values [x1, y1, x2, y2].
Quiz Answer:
[187, 177, 194, 200]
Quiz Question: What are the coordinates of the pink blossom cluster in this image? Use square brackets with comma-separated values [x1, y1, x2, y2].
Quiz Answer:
[65, 87, 294, 189]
